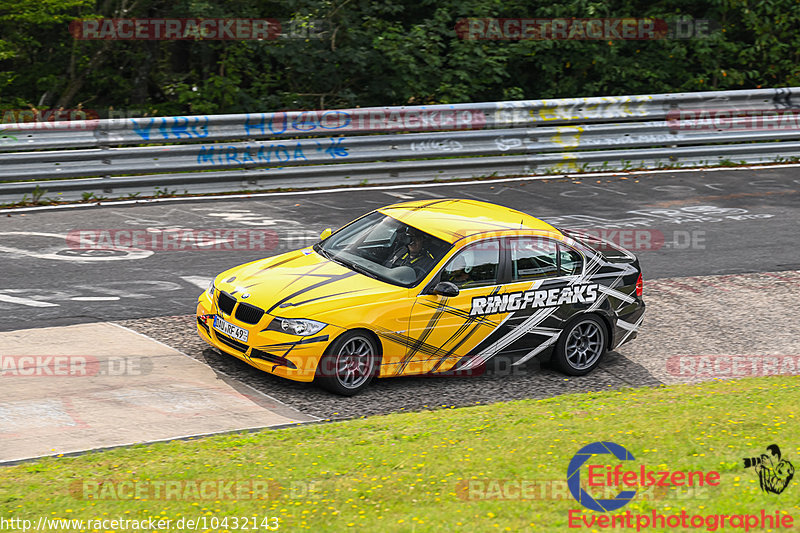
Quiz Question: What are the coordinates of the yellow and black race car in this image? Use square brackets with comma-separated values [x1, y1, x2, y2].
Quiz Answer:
[197, 199, 645, 395]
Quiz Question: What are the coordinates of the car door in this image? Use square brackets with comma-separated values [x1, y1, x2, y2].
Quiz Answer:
[463, 235, 589, 369]
[398, 238, 505, 376]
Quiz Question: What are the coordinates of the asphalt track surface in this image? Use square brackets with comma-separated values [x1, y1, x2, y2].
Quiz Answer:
[1, 166, 799, 418]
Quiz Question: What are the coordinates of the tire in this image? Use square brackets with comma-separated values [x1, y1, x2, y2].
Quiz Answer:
[315, 331, 380, 396]
[553, 315, 607, 376]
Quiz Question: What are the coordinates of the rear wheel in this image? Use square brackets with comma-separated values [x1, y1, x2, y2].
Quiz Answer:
[553, 315, 607, 376]
[316, 331, 380, 396]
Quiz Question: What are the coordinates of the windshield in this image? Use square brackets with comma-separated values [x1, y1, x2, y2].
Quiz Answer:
[314, 212, 451, 287]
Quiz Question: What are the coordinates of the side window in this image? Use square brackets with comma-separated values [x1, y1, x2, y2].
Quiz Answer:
[511, 237, 559, 281]
[559, 245, 583, 276]
[441, 240, 500, 288]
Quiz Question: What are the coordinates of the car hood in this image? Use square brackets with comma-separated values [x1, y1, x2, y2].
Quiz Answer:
[213, 248, 405, 318]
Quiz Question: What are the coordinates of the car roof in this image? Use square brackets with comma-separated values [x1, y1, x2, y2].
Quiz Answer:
[377, 199, 562, 244]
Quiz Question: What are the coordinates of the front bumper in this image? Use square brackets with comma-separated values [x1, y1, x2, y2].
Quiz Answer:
[196, 294, 343, 383]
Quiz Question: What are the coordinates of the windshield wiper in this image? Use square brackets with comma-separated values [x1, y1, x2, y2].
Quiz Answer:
[346, 261, 378, 279]
[316, 246, 378, 279]
[315, 245, 332, 260]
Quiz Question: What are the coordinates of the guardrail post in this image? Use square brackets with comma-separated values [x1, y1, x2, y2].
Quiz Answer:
[95, 120, 113, 194]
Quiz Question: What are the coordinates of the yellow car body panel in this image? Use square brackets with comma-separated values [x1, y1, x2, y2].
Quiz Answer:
[377, 199, 561, 243]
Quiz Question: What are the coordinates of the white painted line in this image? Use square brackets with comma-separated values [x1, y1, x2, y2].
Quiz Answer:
[4, 162, 800, 214]
[0, 293, 59, 307]
[383, 191, 415, 199]
[411, 189, 446, 198]
[70, 296, 121, 301]
[180, 275, 213, 290]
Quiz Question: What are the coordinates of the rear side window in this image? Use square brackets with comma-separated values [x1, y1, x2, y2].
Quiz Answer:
[510, 238, 559, 281]
[558, 245, 582, 275]
[510, 237, 583, 280]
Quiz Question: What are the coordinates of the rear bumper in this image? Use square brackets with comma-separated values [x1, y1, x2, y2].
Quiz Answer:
[612, 300, 645, 349]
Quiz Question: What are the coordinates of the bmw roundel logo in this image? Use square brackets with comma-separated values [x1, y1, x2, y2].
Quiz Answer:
[242, 293, 250, 299]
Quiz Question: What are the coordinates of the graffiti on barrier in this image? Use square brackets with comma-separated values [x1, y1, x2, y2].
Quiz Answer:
[196, 138, 348, 165]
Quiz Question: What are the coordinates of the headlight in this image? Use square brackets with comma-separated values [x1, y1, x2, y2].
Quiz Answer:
[279, 318, 327, 336]
[207, 280, 215, 298]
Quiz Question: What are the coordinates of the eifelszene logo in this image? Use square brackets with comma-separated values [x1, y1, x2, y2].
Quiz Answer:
[567, 441, 720, 512]
[568, 441, 637, 511]
[743, 444, 795, 494]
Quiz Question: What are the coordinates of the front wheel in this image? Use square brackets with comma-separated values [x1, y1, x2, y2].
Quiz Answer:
[315, 331, 380, 396]
[553, 315, 607, 376]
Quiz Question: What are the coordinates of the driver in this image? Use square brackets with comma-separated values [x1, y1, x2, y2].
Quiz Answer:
[446, 254, 473, 287]
[384, 228, 435, 276]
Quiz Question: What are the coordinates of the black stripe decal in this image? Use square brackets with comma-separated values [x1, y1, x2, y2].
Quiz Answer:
[277, 289, 370, 309]
[266, 271, 358, 314]
[259, 255, 302, 271]
[397, 298, 450, 373]
[258, 335, 329, 348]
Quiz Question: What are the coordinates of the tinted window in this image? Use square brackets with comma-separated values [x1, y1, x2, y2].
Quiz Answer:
[441, 240, 500, 288]
[558, 245, 583, 276]
[511, 237, 559, 281]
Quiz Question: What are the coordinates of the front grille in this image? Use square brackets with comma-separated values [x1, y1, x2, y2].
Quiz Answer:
[250, 349, 297, 369]
[197, 316, 210, 334]
[215, 331, 248, 352]
[235, 302, 265, 324]
[217, 291, 236, 315]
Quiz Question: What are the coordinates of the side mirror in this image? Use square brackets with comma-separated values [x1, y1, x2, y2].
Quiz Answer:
[432, 281, 459, 297]
[320, 228, 333, 241]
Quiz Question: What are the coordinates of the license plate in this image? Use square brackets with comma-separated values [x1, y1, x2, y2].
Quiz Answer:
[212, 315, 249, 342]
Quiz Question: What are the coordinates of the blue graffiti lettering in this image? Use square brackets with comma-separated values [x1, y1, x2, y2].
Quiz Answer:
[243, 111, 352, 136]
[256, 145, 270, 164]
[197, 145, 216, 164]
[293, 143, 308, 161]
[292, 112, 318, 131]
[318, 111, 351, 130]
[133, 116, 209, 141]
[225, 146, 240, 164]
[171, 117, 191, 139]
[274, 145, 290, 162]
[196, 138, 349, 166]
[190, 117, 209, 138]
[132, 118, 154, 140]
[325, 137, 348, 158]
[244, 114, 265, 136]
[244, 113, 288, 136]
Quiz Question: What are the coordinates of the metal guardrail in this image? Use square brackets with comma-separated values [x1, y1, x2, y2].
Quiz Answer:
[1, 87, 799, 203]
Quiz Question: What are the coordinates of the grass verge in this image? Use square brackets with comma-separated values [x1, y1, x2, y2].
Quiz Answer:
[1, 376, 799, 532]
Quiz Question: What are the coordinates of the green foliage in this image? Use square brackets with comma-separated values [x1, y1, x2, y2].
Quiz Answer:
[1, 0, 799, 115]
